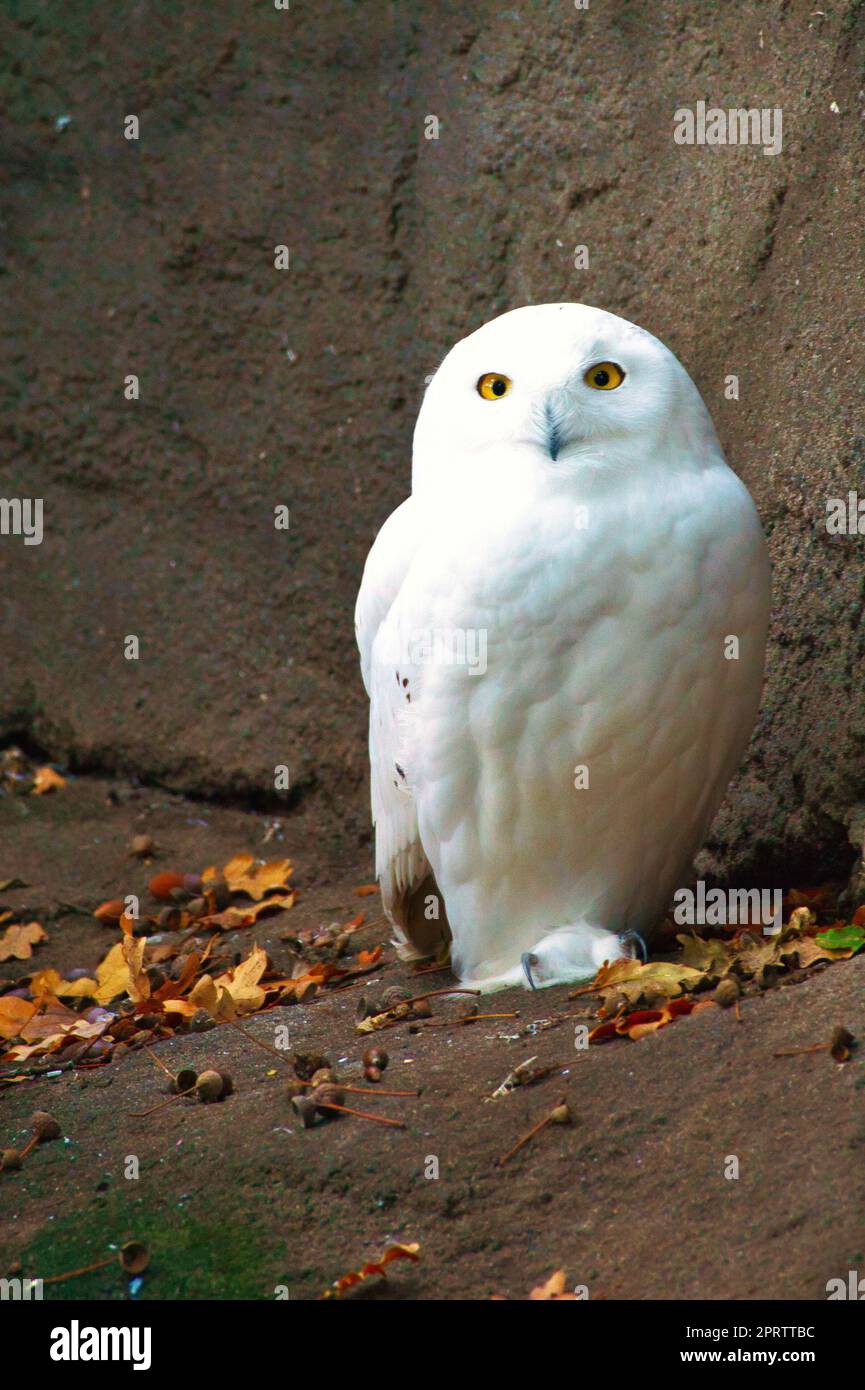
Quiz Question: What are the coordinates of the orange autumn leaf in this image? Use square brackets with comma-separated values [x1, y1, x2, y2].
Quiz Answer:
[322, 1243, 420, 1299]
[31, 766, 66, 795]
[203, 854, 294, 901]
[0, 995, 37, 1039]
[122, 934, 150, 1003]
[0, 921, 46, 962]
[355, 884, 379, 897]
[530, 1270, 578, 1301]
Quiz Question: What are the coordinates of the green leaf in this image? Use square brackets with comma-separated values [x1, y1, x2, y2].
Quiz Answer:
[814, 925, 865, 954]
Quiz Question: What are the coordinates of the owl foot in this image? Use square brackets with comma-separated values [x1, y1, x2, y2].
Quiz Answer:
[514, 926, 623, 989]
[619, 929, 648, 962]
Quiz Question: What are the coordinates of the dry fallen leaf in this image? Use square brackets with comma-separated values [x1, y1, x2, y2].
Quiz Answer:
[94, 941, 133, 1004]
[31, 766, 67, 795]
[203, 854, 293, 901]
[28, 968, 97, 999]
[0, 921, 47, 962]
[530, 1270, 577, 1300]
[0, 995, 37, 1039]
[321, 1242, 420, 1299]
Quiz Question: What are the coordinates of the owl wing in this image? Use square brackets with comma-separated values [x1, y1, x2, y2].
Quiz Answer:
[355, 499, 445, 958]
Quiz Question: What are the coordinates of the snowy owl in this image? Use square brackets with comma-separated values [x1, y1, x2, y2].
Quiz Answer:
[355, 303, 770, 991]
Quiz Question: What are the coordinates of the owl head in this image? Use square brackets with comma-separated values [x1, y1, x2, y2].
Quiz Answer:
[412, 303, 721, 495]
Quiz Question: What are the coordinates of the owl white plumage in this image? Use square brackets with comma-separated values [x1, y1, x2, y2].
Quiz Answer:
[355, 303, 770, 990]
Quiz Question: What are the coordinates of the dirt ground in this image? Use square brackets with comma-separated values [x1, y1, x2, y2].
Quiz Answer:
[2, 769, 863, 1301]
[3, 0, 865, 1306]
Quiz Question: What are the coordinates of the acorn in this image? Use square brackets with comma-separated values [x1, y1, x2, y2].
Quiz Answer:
[410, 998, 432, 1018]
[291, 1094, 320, 1128]
[129, 833, 155, 858]
[174, 1067, 198, 1095]
[190, 1008, 216, 1033]
[713, 977, 740, 1008]
[196, 1069, 225, 1102]
[364, 1066, 382, 1083]
[0, 1149, 22, 1171]
[186, 896, 208, 920]
[550, 1102, 571, 1125]
[32, 1111, 61, 1142]
[311, 1083, 346, 1111]
[310, 1067, 337, 1087]
[362, 1045, 388, 1072]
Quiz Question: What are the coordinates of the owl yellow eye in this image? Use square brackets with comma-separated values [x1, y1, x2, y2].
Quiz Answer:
[477, 372, 512, 400]
[584, 361, 625, 391]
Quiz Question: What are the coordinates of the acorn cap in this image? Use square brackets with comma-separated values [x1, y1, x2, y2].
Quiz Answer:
[119, 1240, 150, 1274]
[174, 1067, 198, 1094]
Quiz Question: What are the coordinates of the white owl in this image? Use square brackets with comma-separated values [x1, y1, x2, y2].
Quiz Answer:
[355, 304, 770, 991]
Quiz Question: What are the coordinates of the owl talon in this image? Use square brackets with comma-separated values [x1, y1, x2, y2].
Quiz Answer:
[521, 952, 539, 990]
[620, 930, 648, 962]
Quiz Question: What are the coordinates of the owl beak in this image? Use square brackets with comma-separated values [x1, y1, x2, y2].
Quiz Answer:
[545, 402, 561, 461]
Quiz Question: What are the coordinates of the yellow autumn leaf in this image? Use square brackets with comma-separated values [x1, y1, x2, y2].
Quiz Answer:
[29, 968, 97, 999]
[94, 941, 131, 1003]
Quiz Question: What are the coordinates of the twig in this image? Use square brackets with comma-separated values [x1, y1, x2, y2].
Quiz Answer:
[143, 1046, 176, 1079]
[129, 1085, 196, 1117]
[319, 1101, 405, 1128]
[497, 1096, 569, 1167]
[42, 1257, 113, 1286]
